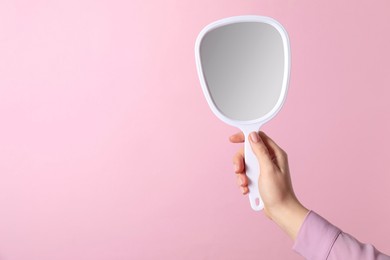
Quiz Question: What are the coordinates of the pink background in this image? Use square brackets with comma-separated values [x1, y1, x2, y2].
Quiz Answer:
[1, 1, 390, 259]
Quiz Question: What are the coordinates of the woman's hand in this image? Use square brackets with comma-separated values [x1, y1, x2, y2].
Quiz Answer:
[230, 131, 309, 240]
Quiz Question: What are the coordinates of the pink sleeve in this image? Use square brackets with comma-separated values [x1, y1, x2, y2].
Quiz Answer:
[293, 211, 390, 260]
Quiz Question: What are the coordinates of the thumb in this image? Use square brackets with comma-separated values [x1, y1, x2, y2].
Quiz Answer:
[249, 131, 273, 168]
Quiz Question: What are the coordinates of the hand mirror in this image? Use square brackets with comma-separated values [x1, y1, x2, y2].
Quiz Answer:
[195, 15, 290, 211]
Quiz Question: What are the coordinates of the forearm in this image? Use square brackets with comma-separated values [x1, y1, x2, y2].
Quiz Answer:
[293, 211, 390, 260]
[328, 231, 390, 260]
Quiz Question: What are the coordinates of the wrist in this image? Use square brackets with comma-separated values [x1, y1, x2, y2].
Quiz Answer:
[267, 199, 309, 241]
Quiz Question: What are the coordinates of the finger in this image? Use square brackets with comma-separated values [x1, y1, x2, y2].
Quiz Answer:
[229, 132, 244, 143]
[232, 147, 245, 173]
[259, 131, 288, 170]
[248, 131, 273, 168]
[236, 173, 248, 187]
[240, 186, 249, 195]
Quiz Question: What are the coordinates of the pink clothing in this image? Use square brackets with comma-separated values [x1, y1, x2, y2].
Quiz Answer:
[293, 211, 390, 260]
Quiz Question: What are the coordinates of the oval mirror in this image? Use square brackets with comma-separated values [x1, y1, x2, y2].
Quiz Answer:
[195, 15, 290, 211]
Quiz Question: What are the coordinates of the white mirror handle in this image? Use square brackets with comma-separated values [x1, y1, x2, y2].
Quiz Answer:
[243, 129, 264, 211]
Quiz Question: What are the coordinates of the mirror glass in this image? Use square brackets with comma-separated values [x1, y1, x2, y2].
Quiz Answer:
[199, 22, 285, 121]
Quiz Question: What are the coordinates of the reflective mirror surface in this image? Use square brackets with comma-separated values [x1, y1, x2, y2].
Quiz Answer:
[199, 22, 285, 121]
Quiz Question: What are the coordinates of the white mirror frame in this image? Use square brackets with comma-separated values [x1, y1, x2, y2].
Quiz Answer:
[195, 15, 291, 211]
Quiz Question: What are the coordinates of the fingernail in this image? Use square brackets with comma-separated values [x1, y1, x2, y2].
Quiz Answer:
[250, 132, 259, 143]
[238, 177, 243, 185]
[234, 163, 239, 172]
[240, 186, 245, 194]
